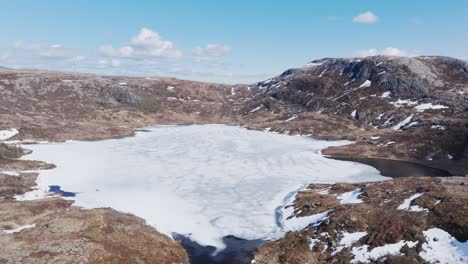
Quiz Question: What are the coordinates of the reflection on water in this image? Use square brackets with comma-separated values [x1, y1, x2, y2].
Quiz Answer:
[173, 234, 264, 264]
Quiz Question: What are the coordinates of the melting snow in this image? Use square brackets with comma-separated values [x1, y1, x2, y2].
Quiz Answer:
[351, 240, 418, 263]
[359, 80, 372, 88]
[390, 99, 418, 108]
[0, 171, 20, 176]
[231, 87, 236, 96]
[3, 224, 36, 234]
[249, 105, 263, 113]
[0, 129, 19, 140]
[305, 62, 325, 68]
[397, 193, 424, 210]
[332, 231, 368, 256]
[370, 136, 381, 140]
[351, 110, 358, 119]
[316, 187, 331, 195]
[381, 91, 391, 98]
[431, 125, 446, 130]
[415, 103, 448, 112]
[285, 116, 298, 122]
[420, 228, 468, 264]
[167, 86, 175, 92]
[283, 209, 332, 232]
[393, 115, 413, 130]
[318, 69, 328, 77]
[337, 188, 364, 204]
[17, 125, 388, 250]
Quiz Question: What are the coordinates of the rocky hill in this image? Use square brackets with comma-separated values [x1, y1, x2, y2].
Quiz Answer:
[0, 56, 467, 263]
[246, 56, 468, 174]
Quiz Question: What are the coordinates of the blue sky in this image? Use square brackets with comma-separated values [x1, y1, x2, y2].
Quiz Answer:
[1, 0, 467, 83]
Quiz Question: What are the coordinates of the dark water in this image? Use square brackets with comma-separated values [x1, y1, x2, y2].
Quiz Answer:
[329, 157, 452, 177]
[173, 234, 264, 264]
[48, 185, 76, 197]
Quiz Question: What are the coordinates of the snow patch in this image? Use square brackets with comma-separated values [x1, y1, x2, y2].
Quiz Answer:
[431, 125, 446, 130]
[415, 103, 448, 112]
[359, 80, 372, 88]
[397, 193, 424, 210]
[351, 240, 418, 263]
[332, 231, 368, 256]
[249, 105, 263, 113]
[3, 224, 36, 234]
[420, 228, 467, 264]
[390, 99, 418, 108]
[285, 116, 298, 122]
[316, 187, 331, 195]
[305, 61, 325, 68]
[393, 115, 413, 130]
[0, 129, 19, 140]
[337, 188, 364, 204]
[381, 91, 391, 98]
[0, 171, 20, 176]
[283, 210, 332, 232]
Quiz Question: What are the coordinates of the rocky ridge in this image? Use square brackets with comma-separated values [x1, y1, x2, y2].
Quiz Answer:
[0, 55, 467, 263]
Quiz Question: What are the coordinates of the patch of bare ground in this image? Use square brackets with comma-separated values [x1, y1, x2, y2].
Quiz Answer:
[253, 177, 467, 263]
[0, 160, 188, 264]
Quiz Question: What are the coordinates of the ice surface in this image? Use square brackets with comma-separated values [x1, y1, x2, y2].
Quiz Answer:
[17, 125, 388, 250]
[420, 228, 467, 264]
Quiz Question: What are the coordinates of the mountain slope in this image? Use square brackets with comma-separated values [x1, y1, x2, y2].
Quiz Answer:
[246, 56, 468, 173]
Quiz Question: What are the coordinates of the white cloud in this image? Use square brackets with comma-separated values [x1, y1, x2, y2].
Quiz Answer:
[99, 28, 182, 59]
[353, 11, 379, 24]
[354, 47, 421, 57]
[192, 44, 231, 61]
[14, 41, 81, 60]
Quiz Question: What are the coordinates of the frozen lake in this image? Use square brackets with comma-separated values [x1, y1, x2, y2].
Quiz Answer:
[18, 125, 388, 250]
